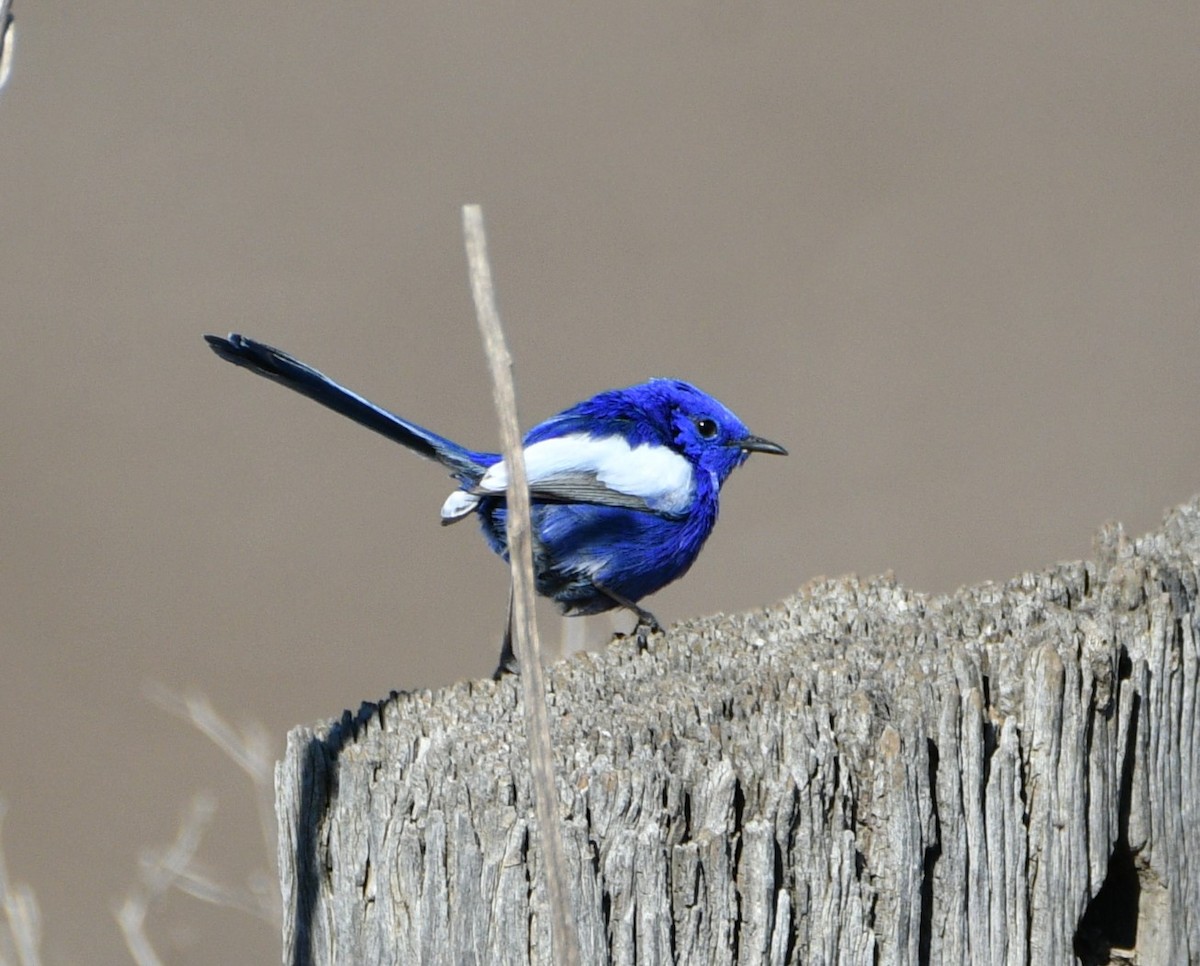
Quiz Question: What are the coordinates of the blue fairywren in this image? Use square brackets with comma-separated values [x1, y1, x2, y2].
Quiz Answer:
[205, 334, 786, 675]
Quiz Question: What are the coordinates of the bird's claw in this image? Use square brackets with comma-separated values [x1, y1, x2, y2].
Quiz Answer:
[629, 612, 662, 652]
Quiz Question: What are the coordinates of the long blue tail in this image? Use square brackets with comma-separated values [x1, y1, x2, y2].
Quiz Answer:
[205, 334, 488, 479]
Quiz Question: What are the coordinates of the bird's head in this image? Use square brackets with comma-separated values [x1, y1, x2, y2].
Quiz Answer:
[643, 379, 787, 485]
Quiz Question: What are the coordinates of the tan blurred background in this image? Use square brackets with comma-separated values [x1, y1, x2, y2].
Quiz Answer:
[1, 2, 1198, 962]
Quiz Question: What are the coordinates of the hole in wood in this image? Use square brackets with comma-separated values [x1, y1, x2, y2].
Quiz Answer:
[1075, 838, 1140, 963]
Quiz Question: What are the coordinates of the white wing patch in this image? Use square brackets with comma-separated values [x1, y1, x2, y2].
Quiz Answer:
[439, 433, 694, 523]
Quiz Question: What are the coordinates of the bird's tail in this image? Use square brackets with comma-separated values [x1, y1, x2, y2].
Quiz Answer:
[205, 334, 487, 479]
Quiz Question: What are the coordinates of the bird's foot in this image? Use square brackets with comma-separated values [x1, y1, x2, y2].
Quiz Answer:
[594, 582, 662, 652]
[625, 608, 662, 652]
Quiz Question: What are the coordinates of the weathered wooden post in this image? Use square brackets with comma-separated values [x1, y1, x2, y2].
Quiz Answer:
[277, 497, 1200, 965]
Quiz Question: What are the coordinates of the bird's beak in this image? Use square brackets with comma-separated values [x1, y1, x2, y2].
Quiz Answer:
[736, 434, 788, 456]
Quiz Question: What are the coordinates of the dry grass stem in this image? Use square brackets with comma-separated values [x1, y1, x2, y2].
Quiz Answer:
[462, 204, 580, 965]
[145, 683, 277, 880]
[115, 687, 283, 963]
[115, 794, 217, 966]
[0, 1, 13, 93]
[0, 800, 42, 966]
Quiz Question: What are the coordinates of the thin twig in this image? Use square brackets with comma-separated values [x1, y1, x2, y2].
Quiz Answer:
[462, 205, 580, 965]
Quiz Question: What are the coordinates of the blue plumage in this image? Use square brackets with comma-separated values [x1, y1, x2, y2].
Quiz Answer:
[205, 333, 786, 674]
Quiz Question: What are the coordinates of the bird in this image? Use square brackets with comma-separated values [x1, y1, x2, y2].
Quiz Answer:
[204, 333, 787, 676]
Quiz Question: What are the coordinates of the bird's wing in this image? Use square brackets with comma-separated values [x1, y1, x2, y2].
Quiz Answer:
[440, 433, 695, 523]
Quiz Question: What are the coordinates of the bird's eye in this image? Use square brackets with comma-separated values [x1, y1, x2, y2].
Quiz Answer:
[695, 417, 719, 439]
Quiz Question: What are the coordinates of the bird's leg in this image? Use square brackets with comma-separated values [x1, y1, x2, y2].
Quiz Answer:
[595, 582, 661, 651]
[492, 585, 518, 679]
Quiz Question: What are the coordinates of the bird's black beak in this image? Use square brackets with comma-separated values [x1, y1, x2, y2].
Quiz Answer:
[736, 434, 788, 456]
